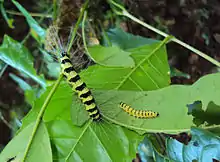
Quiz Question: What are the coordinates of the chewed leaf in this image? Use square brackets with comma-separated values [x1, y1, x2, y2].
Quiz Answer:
[139, 127, 220, 161]
[81, 41, 170, 91]
[88, 45, 135, 67]
[92, 73, 220, 134]
[187, 100, 220, 126]
[0, 35, 46, 87]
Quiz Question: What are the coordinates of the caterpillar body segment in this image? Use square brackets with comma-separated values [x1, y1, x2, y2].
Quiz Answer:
[119, 102, 159, 118]
[60, 51, 101, 121]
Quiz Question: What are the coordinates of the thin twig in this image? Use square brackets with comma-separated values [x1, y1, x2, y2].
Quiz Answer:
[108, 0, 220, 67]
[67, 0, 90, 53]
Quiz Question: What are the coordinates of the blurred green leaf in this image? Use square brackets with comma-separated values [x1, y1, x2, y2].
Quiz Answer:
[170, 66, 190, 79]
[81, 41, 170, 91]
[104, 28, 158, 50]
[11, 0, 46, 43]
[0, 122, 52, 162]
[9, 73, 32, 91]
[39, 48, 60, 78]
[0, 35, 46, 87]
[88, 45, 135, 67]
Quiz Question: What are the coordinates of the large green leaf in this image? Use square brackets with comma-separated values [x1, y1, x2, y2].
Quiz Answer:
[104, 28, 158, 50]
[0, 35, 46, 87]
[88, 45, 135, 67]
[12, 0, 46, 43]
[81, 41, 170, 91]
[92, 73, 220, 134]
[47, 120, 143, 162]
[0, 122, 52, 162]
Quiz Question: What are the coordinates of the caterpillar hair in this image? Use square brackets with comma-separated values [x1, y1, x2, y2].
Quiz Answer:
[46, 26, 101, 121]
[119, 102, 159, 118]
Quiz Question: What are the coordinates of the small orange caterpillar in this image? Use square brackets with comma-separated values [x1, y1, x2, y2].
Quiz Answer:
[119, 102, 159, 118]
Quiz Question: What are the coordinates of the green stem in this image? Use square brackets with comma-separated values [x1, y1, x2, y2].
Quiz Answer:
[0, 1, 14, 29]
[67, 0, 89, 53]
[0, 63, 8, 77]
[21, 75, 63, 162]
[124, 10, 220, 67]
[82, 11, 91, 58]
[82, 10, 98, 63]
[6, 10, 52, 18]
[108, 0, 220, 67]
[52, 0, 57, 20]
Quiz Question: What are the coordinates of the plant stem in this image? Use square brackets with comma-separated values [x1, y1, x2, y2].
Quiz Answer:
[122, 11, 220, 67]
[67, 0, 89, 53]
[6, 10, 52, 18]
[0, 63, 8, 77]
[108, 0, 220, 67]
[82, 11, 92, 59]
[21, 75, 63, 162]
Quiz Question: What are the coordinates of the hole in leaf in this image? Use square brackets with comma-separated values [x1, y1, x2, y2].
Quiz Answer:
[186, 100, 220, 126]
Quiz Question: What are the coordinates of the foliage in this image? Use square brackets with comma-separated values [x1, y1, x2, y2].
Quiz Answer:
[0, 0, 220, 162]
[138, 127, 220, 162]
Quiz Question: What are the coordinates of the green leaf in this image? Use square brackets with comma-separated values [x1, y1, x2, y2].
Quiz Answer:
[81, 41, 170, 91]
[9, 73, 32, 91]
[0, 35, 46, 87]
[105, 28, 158, 50]
[88, 45, 135, 67]
[21, 82, 74, 130]
[0, 122, 52, 162]
[93, 73, 220, 133]
[11, 0, 46, 43]
[40, 48, 60, 78]
[46, 120, 143, 162]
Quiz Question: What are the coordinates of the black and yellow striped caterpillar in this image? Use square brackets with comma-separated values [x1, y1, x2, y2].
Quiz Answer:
[119, 102, 159, 118]
[60, 51, 101, 121]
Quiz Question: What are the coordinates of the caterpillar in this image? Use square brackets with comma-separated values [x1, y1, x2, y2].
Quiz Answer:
[60, 51, 101, 121]
[119, 102, 159, 118]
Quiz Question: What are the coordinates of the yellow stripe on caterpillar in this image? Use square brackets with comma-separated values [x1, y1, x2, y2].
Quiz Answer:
[119, 102, 159, 118]
[60, 51, 101, 121]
